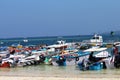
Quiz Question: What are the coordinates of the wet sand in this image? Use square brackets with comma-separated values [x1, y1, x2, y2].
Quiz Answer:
[0, 76, 119, 80]
[1, 72, 120, 80]
[0, 65, 120, 80]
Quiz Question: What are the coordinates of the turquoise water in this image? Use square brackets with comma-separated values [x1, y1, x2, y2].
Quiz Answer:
[0, 65, 120, 78]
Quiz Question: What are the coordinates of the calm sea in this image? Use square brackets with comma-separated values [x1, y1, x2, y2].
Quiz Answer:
[0, 35, 120, 78]
[0, 35, 120, 46]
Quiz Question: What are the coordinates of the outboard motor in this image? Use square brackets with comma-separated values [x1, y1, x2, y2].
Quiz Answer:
[39, 55, 45, 63]
[78, 59, 89, 71]
[56, 56, 66, 66]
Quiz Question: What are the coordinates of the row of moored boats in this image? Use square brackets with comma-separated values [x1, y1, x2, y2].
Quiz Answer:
[0, 34, 120, 71]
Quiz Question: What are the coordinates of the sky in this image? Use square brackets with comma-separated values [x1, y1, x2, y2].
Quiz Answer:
[0, 0, 120, 38]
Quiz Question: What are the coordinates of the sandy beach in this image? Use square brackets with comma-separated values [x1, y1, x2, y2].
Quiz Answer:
[0, 76, 119, 80]
[0, 65, 120, 80]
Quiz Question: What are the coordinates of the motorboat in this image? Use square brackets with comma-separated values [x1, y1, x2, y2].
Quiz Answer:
[90, 34, 103, 44]
[77, 47, 114, 70]
[82, 34, 103, 46]
[47, 40, 74, 50]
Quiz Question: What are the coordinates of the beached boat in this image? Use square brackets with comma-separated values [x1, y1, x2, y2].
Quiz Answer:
[31, 47, 55, 55]
[50, 47, 90, 66]
[77, 47, 115, 70]
[0, 53, 46, 67]
[17, 54, 45, 67]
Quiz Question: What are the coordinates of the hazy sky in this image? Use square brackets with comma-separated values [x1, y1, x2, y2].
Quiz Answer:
[0, 0, 120, 38]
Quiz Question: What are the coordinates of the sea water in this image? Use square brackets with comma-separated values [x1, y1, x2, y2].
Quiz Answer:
[0, 35, 120, 46]
[0, 65, 120, 78]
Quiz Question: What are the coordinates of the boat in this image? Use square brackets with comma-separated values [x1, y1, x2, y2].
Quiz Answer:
[31, 47, 55, 55]
[47, 40, 74, 50]
[17, 54, 45, 67]
[90, 34, 103, 45]
[82, 34, 103, 46]
[114, 42, 120, 46]
[77, 47, 114, 70]
[23, 39, 28, 42]
[47, 40, 68, 50]
[50, 46, 90, 66]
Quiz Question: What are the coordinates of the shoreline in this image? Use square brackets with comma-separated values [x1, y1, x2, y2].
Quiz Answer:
[0, 76, 119, 80]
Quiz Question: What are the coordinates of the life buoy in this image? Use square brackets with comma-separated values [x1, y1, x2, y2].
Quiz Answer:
[75, 57, 79, 61]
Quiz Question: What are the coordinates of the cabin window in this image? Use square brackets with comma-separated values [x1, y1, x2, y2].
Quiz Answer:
[96, 37, 99, 39]
[92, 37, 99, 39]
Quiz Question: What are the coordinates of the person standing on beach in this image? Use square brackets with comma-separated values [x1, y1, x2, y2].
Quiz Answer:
[0, 56, 2, 65]
[9, 47, 16, 55]
[112, 45, 118, 55]
[112, 45, 120, 68]
[111, 45, 119, 63]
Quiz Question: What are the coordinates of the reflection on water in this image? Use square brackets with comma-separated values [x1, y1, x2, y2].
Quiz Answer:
[0, 65, 120, 78]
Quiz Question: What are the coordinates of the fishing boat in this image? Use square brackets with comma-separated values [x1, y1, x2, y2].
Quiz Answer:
[77, 47, 114, 71]
[47, 40, 68, 50]
[0, 53, 46, 67]
[50, 46, 90, 66]
[31, 47, 55, 56]
[90, 34, 103, 45]
[82, 34, 103, 46]
[17, 54, 45, 67]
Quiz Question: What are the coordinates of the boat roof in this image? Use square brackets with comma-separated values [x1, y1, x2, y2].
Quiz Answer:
[94, 51, 109, 58]
[47, 44, 68, 48]
[83, 47, 107, 52]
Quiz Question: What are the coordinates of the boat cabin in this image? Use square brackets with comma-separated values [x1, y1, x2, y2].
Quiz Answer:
[90, 34, 103, 46]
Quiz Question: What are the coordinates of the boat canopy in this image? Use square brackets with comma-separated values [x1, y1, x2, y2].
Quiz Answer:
[83, 47, 107, 52]
[94, 51, 109, 58]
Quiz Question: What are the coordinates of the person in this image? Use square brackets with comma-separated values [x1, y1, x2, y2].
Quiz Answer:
[9, 47, 16, 55]
[111, 45, 119, 63]
[88, 51, 103, 63]
[88, 52, 96, 63]
[112, 45, 118, 56]
[0, 56, 2, 65]
[114, 52, 120, 68]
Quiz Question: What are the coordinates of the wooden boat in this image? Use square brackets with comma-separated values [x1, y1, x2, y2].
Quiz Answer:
[51, 48, 90, 66]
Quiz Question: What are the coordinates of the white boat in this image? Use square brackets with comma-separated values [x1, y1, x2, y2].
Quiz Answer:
[90, 34, 103, 43]
[82, 34, 103, 46]
[83, 47, 107, 52]
[47, 40, 68, 49]
[23, 39, 28, 42]
[77, 47, 115, 70]
[31, 48, 55, 56]
[114, 42, 120, 46]
[47, 40, 74, 49]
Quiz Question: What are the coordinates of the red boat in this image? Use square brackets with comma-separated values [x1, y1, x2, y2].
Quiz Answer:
[0, 62, 10, 68]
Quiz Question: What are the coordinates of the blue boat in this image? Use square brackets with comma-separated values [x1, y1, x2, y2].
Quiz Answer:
[77, 47, 113, 71]
[51, 51, 90, 66]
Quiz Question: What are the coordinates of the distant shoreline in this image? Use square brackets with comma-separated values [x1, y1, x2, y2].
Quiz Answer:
[0, 35, 92, 39]
[1, 33, 120, 39]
